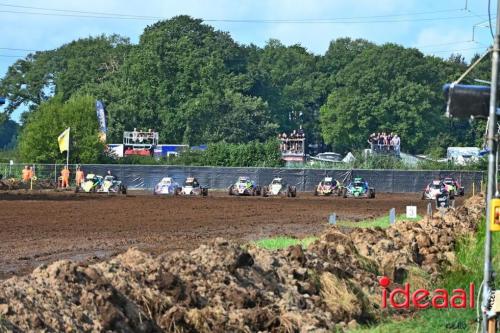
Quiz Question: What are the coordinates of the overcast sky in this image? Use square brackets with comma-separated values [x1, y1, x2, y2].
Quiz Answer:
[0, 0, 496, 121]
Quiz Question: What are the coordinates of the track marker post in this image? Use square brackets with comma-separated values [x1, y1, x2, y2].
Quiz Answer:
[389, 208, 396, 225]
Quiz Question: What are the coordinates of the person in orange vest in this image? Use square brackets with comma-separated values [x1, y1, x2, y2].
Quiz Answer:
[21, 165, 32, 182]
[75, 166, 84, 187]
[61, 166, 70, 188]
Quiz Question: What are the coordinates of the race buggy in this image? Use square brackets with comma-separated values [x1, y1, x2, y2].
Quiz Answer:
[436, 191, 451, 208]
[153, 177, 181, 195]
[262, 177, 297, 197]
[76, 174, 127, 194]
[343, 177, 375, 198]
[421, 180, 446, 200]
[314, 177, 343, 196]
[180, 177, 208, 196]
[228, 176, 262, 196]
[442, 177, 465, 197]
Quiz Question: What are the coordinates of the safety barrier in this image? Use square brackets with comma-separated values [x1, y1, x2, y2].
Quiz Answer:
[0, 163, 484, 193]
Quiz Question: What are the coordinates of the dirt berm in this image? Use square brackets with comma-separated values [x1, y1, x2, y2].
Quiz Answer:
[0, 179, 55, 190]
[0, 195, 485, 332]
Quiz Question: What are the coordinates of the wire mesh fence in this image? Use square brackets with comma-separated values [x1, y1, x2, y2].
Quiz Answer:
[0, 163, 485, 193]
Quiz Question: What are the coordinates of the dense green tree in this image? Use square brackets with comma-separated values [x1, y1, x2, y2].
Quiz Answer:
[98, 16, 277, 145]
[319, 38, 375, 75]
[0, 35, 130, 120]
[320, 44, 468, 154]
[0, 120, 19, 149]
[17, 95, 105, 163]
[1, 15, 491, 163]
[246, 39, 327, 142]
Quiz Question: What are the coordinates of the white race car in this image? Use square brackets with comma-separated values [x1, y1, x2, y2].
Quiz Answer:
[228, 176, 261, 196]
[421, 180, 446, 200]
[180, 177, 208, 196]
[262, 177, 297, 197]
[153, 177, 181, 195]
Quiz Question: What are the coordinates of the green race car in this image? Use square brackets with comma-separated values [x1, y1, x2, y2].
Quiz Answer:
[343, 177, 375, 198]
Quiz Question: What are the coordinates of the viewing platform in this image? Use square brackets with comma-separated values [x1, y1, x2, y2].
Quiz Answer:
[280, 137, 306, 162]
[123, 130, 159, 156]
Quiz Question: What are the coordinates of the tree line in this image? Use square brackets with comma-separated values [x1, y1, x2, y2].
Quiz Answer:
[0, 15, 491, 164]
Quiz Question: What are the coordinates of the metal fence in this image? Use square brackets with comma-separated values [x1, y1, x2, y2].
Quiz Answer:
[0, 163, 484, 193]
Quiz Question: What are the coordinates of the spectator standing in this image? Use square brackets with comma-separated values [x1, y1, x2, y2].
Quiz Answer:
[22, 165, 31, 183]
[368, 133, 376, 146]
[293, 130, 299, 152]
[377, 133, 383, 149]
[386, 133, 393, 150]
[392, 134, 401, 154]
[282, 132, 288, 151]
[298, 126, 305, 138]
[75, 166, 85, 187]
[132, 128, 138, 142]
[61, 166, 70, 188]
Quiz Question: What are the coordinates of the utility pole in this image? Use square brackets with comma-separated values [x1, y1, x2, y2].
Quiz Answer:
[483, 1, 500, 331]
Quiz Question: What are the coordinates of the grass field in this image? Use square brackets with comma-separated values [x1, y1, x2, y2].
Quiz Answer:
[253, 214, 421, 250]
[338, 214, 422, 229]
[253, 236, 317, 250]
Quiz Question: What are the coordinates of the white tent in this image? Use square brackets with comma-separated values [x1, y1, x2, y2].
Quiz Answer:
[342, 152, 356, 163]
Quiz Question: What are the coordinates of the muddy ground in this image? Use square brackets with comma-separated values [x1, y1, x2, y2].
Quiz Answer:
[0, 191, 458, 279]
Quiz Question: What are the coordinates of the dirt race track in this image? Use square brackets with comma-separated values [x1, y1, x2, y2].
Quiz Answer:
[0, 190, 462, 280]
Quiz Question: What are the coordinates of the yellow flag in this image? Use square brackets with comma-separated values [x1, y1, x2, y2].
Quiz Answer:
[58, 128, 70, 153]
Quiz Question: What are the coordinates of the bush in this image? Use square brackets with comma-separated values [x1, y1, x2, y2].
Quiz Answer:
[168, 139, 283, 167]
[350, 153, 407, 170]
[104, 139, 283, 167]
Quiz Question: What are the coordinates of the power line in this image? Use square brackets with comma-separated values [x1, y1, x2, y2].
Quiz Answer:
[0, 9, 480, 24]
[488, 0, 495, 39]
[0, 2, 163, 19]
[430, 46, 488, 54]
[0, 44, 488, 60]
[413, 40, 475, 48]
[0, 54, 27, 57]
[203, 15, 477, 24]
[0, 2, 466, 21]
[0, 47, 37, 52]
[0, 9, 151, 20]
[0, 39, 487, 57]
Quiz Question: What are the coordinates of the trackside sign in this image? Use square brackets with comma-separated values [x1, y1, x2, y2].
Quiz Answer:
[379, 276, 475, 309]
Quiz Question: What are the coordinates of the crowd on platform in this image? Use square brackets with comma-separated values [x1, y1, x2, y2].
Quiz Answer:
[130, 128, 158, 143]
[368, 132, 401, 154]
[278, 127, 305, 153]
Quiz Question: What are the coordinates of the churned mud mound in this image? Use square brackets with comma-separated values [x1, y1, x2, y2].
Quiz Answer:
[0, 195, 484, 332]
[349, 194, 484, 281]
[0, 191, 435, 279]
